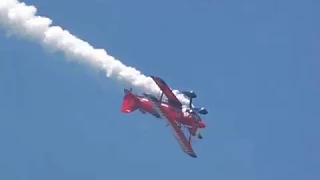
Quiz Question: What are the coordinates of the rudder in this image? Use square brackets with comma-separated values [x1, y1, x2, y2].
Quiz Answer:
[121, 89, 139, 113]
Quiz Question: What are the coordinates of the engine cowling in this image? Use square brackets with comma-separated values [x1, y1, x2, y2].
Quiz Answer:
[181, 90, 197, 99]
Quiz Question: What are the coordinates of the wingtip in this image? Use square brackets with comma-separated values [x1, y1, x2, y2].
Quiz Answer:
[150, 75, 166, 84]
[149, 75, 156, 79]
[189, 153, 197, 158]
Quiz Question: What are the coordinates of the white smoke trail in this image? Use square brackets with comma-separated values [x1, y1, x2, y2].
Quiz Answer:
[0, 0, 191, 106]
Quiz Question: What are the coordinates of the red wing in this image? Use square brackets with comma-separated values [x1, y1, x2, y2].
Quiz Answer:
[165, 116, 197, 158]
[150, 76, 182, 108]
[143, 93, 196, 158]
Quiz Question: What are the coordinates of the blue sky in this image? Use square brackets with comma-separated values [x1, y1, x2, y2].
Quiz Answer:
[0, 0, 319, 179]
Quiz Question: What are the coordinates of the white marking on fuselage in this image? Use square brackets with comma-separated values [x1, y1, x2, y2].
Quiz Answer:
[140, 98, 148, 102]
[161, 103, 168, 107]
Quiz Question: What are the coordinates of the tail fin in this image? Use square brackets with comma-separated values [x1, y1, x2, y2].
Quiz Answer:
[121, 89, 139, 113]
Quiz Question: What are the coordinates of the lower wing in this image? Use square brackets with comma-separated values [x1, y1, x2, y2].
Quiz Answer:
[165, 116, 197, 158]
[144, 94, 197, 158]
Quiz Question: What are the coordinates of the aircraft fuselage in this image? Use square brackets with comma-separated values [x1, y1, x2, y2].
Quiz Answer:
[136, 95, 206, 129]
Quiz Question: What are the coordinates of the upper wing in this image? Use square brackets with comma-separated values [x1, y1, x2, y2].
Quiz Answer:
[150, 76, 183, 108]
[144, 94, 197, 158]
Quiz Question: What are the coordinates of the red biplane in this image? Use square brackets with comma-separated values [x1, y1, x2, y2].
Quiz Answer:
[120, 75, 208, 158]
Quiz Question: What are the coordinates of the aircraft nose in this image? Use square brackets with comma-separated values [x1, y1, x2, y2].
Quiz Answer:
[199, 120, 206, 128]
